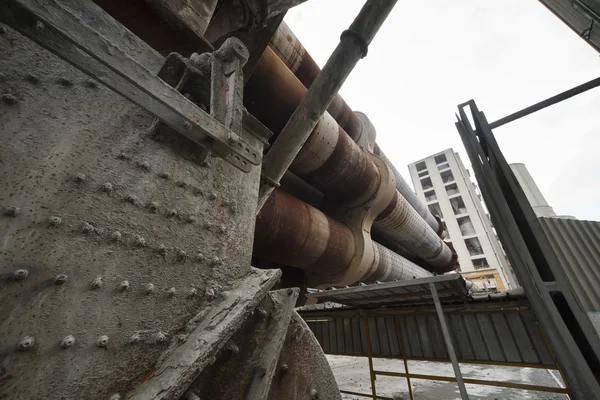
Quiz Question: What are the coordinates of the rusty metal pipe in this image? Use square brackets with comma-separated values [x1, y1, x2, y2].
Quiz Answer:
[269, 22, 442, 234]
[254, 188, 431, 283]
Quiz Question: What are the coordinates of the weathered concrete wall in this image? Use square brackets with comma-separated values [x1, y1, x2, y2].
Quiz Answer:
[0, 24, 261, 399]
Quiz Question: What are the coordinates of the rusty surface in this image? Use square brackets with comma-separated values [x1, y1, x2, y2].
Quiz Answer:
[254, 188, 355, 275]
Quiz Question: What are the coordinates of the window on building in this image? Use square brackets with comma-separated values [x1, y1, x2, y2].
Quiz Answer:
[440, 170, 455, 184]
[421, 177, 433, 190]
[465, 237, 484, 256]
[472, 257, 489, 270]
[416, 161, 427, 172]
[450, 196, 467, 215]
[457, 216, 475, 236]
[438, 162, 450, 171]
[418, 170, 428, 178]
[434, 154, 447, 164]
[446, 183, 459, 196]
[428, 202, 442, 217]
[424, 190, 437, 202]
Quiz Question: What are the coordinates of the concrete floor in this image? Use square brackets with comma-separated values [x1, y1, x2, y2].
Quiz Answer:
[327, 355, 568, 400]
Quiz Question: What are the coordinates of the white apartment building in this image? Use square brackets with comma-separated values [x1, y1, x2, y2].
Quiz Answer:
[408, 149, 518, 291]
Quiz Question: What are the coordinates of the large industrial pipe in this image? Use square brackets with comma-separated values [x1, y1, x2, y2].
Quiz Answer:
[254, 188, 432, 283]
[245, 46, 455, 272]
[269, 22, 442, 234]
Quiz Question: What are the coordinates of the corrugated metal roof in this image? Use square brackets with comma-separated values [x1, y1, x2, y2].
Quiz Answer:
[539, 0, 600, 53]
[539, 217, 600, 312]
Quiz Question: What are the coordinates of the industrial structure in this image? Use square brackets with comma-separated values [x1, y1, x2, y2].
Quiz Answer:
[0, 0, 599, 399]
[409, 149, 518, 292]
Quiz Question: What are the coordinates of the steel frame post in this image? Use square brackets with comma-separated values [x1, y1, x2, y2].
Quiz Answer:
[429, 282, 470, 400]
[394, 317, 414, 400]
[363, 315, 378, 400]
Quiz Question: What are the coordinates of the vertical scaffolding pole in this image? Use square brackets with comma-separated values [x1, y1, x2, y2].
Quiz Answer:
[363, 315, 378, 399]
[430, 283, 470, 400]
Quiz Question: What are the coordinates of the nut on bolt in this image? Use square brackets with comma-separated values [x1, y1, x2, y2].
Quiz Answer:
[54, 274, 68, 285]
[17, 336, 35, 351]
[91, 276, 104, 289]
[4, 206, 20, 217]
[96, 335, 109, 348]
[13, 269, 28, 280]
[48, 216, 62, 226]
[119, 280, 130, 291]
[59, 335, 76, 349]
[146, 283, 155, 295]
[129, 332, 141, 344]
[227, 132, 239, 144]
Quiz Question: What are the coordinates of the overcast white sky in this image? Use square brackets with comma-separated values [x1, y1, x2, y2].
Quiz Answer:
[285, 0, 600, 221]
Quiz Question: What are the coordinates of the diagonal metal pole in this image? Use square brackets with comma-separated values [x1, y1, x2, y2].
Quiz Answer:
[257, 0, 398, 211]
[430, 282, 470, 400]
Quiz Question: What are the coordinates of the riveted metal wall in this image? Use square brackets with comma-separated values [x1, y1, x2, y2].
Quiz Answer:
[539, 217, 600, 312]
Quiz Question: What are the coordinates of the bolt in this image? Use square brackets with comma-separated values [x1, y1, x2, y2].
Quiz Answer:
[54, 274, 68, 285]
[129, 332, 141, 344]
[0, 25, 6, 34]
[184, 121, 191, 130]
[74, 173, 86, 183]
[35, 21, 44, 30]
[167, 287, 176, 297]
[17, 336, 35, 351]
[280, 364, 289, 374]
[167, 208, 178, 218]
[117, 152, 130, 160]
[255, 307, 268, 320]
[186, 215, 196, 224]
[146, 283, 155, 295]
[1, 93, 17, 105]
[227, 132, 239, 144]
[96, 335, 109, 348]
[210, 256, 221, 266]
[208, 192, 217, 201]
[57, 77, 73, 87]
[91, 276, 104, 290]
[256, 366, 267, 378]
[25, 74, 39, 84]
[109, 394, 121, 400]
[203, 222, 212, 231]
[309, 389, 318, 399]
[138, 161, 150, 171]
[217, 224, 227, 234]
[188, 287, 197, 297]
[187, 392, 200, 400]
[148, 201, 159, 213]
[125, 194, 138, 205]
[287, 288, 294, 296]
[226, 341, 239, 355]
[158, 171, 170, 179]
[175, 181, 186, 188]
[4, 206, 20, 217]
[293, 325, 305, 342]
[205, 287, 215, 300]
[102, 182, 113, 194]
[176, 248, 187, 262]
[135, 236, 146, 247]
[195, 252, 205, 263]
[59, 335, 75, 349]
[111, 231, 122, 241]
[48, 216, 62, 226]
[176, 334, 187, 343]
[158, 243, 167, 255]
[119, 280, 130, 291]
[154, 331, 167, 343]
[13, 269, 28, 280]
[81, 221, 95, 234]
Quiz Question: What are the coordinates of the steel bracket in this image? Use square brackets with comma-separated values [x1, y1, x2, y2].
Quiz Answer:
[0, 0, 261, 172]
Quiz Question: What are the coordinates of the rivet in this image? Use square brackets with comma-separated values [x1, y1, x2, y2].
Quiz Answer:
[158, 171, 170, 179]
[157, 243, 167, 255]
[184, 121, 191, 130]
[96, 335, 109, 348]
[35, 21, 44, 30]
[81, 221, 95, 234]
[176, 248, 187, 261]
[188, 287, 197, 297]
[217, 224, 227, 234]
[117, 152, 130, 160]
[91, 276, 104, 290]
[102, 182, 114, 194]
[54, 274, 68, 285]
[135, 236, 146, 247]
[255, 307, 268, 320]
[167, 287, 176, 297]
[205, 287, 215, 300]
[84, 79, 98, 88]
[280, 364, 289, 374]
[167, 208, 178, 218]
[226, 341, 239, 355]
[125, 194, 139, 205]
[111, 231, 122, 241]
[13, 269, 29, 280]
[203, 222, 212, 230]
[1, 93, 17, 105]
[25, 73, 39, 84]
[210, 256, 221, 266]
[57, 77, 73, 87]
[208, 192, 217, 201]
[149, 201, 159, 213]
[138, 161, 150, 171]
[119, 280, 130, 291]
[48, 216, 62, 226]
[153, 331, 167, 343]
[176, 334, 187, 343]
[109, 394, 121, 400]
[4, 206, 20, 217]
[129, 332, 141, 344]
[74, 173, 86, 183]
[186, 215, 196, 224]
[146, 283, 155, 294]
[59, 335, 75, 349]
[195, 252, 205, 263]
[17, 336, 35, 351]
[309, 389, 318, 399]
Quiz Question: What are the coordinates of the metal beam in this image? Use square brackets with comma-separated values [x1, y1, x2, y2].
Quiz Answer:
[430, 282, 470, 400]
[0, 0, 261, 172]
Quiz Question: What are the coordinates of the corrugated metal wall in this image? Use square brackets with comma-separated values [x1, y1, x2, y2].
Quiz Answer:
[539, 217, 600, 312]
